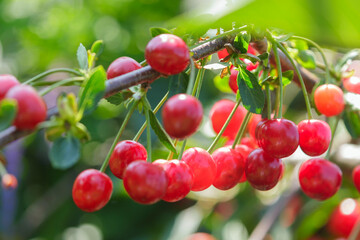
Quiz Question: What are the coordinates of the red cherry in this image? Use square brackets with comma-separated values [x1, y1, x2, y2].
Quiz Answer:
[245, 148, 282, 190]
[162, 94, 203, 139]
[217, 48, 229, 60]
[153, 159, 193, 202]
[209, 99, 246, 140]
[123, 161, 168, 204]
[181, 147, 216, 191]
[257, 119, 299, 158]
[185, 233, 217, 240]
[327, 198, 360, 238]
[5, 85, 47, 130]
[212, 147, 244, 190]
[243, 59, 259, 71]
[298, 119, 331, 156]
[298, 158, 342, 200]
[352, 165, 360, 193]
[346, 60, 360, 78]
[2, 173, 18, 189]
[343, 76, 360, 94]
[255, 118, 268, 141]
[0, 74, 20, 101]
[72, 169, 113, 212]
[248, 114, 262, 140]
[240, 137, 258, 149]
[109, 140, 147, 179]
[314, 84, 344, 117]
[234, 144, 254, 183]
[229, 69, 239, 93]
[106, 57, 141, 79]
[145, 34, 190, 75]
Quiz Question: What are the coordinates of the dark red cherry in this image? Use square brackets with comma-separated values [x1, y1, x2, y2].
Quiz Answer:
[217, 48, 229, 60]
[257, 119, 299, 158]
[245, 148, 282, 191]
[0, 74, 20, 100]
[229, 69, 239, 93]
[298, 158, 342, 201]
[248, 114, 262, 140]
[298, 119, 331, 156]
[123, 161, 168, 204]
[106, 57, 141, 79]
[234, 144, 254, 183]
[181, 147, 216, 191]
[352, 165, 360, 193]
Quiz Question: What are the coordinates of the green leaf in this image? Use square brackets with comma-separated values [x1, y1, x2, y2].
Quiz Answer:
[281, 70, 294, 86]
[49, 135, 81, 169]
[257, 52, 269, 61]
[237, 68, 264, 114]
[343, 109, 360, 139]
[233, 32, 250, 54]
[105, 90, 133, 106]
[90, 40, 104, 57]
[150, 27, 171, 37]
[296, 50, 316, 69]
[77, 43, 88, 70]
[78, 66, 106, 115]
[147, 110, 177, 154]
[274, 33, 293, 42]
[290, 39, 308, 51]
[213, 75, 232, 93]
[0, 99, 17, 131]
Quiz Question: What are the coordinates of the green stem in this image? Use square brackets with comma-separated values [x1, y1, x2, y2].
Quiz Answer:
[191, 59, 207, 97]
[39, 78, 84, 96]
[326, 116, 340, 159]
[315, 62, 339, 80]
[178, 140, 187, 160]
[266, 84, 271, 119]
[277, 43, 313, 119]
[272, 43, 283, 119]
[167, 139, 178, 160]
[23, 68, 82, 85]
[0, 162, 7, 176]
[32, 77, 84, 86]
[232, 111, 252, 149]
[99, 100, 139, 172]
[291, 36, 331, 84]
[196, 63, 207, 98]
[207, 97, 242, 153]
[186, 59, 196, 95]
[145, 104, 152, 163]
[133, 92, 169, 142]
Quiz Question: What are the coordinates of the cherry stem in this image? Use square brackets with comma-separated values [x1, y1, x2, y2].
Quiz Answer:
[186, 59, 196, 95]
[326, 116, 340, 159]
[277, 43, 313, 119]
[271, 43, 283, 119]
[191, 59, 207, 97]
[32, 77, 84, 86]
[39, 77, 85, 96]
[291, 36, 331, 84]
[0, 161, 7, 176]
[231, 111, 252, 149]
[23, 68, 83, 85]
[207, 97, 242, 153]
[99, 99, 139, 172]
[177, 139, 187, 160]
[133, 92, 169, 142]
[167, 139, 178, 160]
[265, 84, 271, 119]
[145, 104, 152, 163]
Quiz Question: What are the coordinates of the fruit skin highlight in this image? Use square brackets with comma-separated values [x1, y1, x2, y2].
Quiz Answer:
[106, 57, 141, 79]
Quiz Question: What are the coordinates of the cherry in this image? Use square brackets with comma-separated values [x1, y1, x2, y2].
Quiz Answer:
[145, 34, 190, 75]
[314, 84, 344, 117]
[162, 94, 203, 139]
[248, 114, 262, 140]
[5, 85, 47, 130]
[234, 144, 254, 183]
[123, 160, 168, 204]
[298, 119, 331, 156]
[106, 57, 141, 79]
[327, 198, 360, 238]
[352, 165, 360, 193]
[209, 99, 246, 140]
[212, 147, 244, 190]
[257, 119, 299, 158]
[185, 233, 217, 240]
[72, 169, 113, 212]
[0, 74, 20, 101]
[255, 118, 268, 140]
[346, 60, 360, 78]
[153, 159, 193, 202]
[240, 136, 258, 149]
[343, 76, 360, 94]
[229, 68, 239, 93]
[245, 148, 282, 190]
[298, 158, 342, 200]
[109, 140, 147, 179]
[217, 48, 229, 60]
[181, 147, 216, 191]
[2, 173, 18, 189]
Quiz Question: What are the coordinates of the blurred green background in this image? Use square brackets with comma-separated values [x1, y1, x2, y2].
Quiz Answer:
[1, 0, 360, 239]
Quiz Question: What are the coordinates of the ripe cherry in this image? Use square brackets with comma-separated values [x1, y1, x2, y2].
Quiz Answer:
[185, 233, 217, 240]
[352, 165, 360, 193]
[0, 74, 20, 101]
[109, 140, 147, 179]
[153, 159, 193, 202]
[234, 144, 254, 183]
[162, 94, 203, 139]
[229, 68, 239, 93]
[298, 119, 331, 156]
[314, 84, 344, 117]
[248, 114, 262, 140]
[5, 85, 47, 130]
[327, 198, 360, 238]
[145, 34, 190, 75]
[217, 48, 229, 60]
[209, 99, 246, 140]
[257, 119, 299, 158]
[245, 148, 282, 190]
[240, 136, 258, 149]
[343, 76, 360, 94]
[106, 57, 141, 79]
[298, 158, 342, 200]
[72, 169, 113, 212]
[181, 147, 216, 191]
[2, 173, 18, 189]
[212, 147, 244, 190]
[123, 161, 168, 204]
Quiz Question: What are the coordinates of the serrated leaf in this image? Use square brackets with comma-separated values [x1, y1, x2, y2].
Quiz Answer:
[0, 99, 17, 131]
[105, 90, 133, 106]
[150, 27, 171, 37]
[296, 50, 316, 69]
[77, 43, 88, 70]
[213, 75, 232, 93]
[343, 109, 360, 139]
[237, 68, 264, 114]
[233, 32, 250, 54]
[78, 66, 106, 115]
[91, 40, 104, 56]
[49, 135, 81, 169]
[147, 110, 177, 153]
[203, 62, 230, 70]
